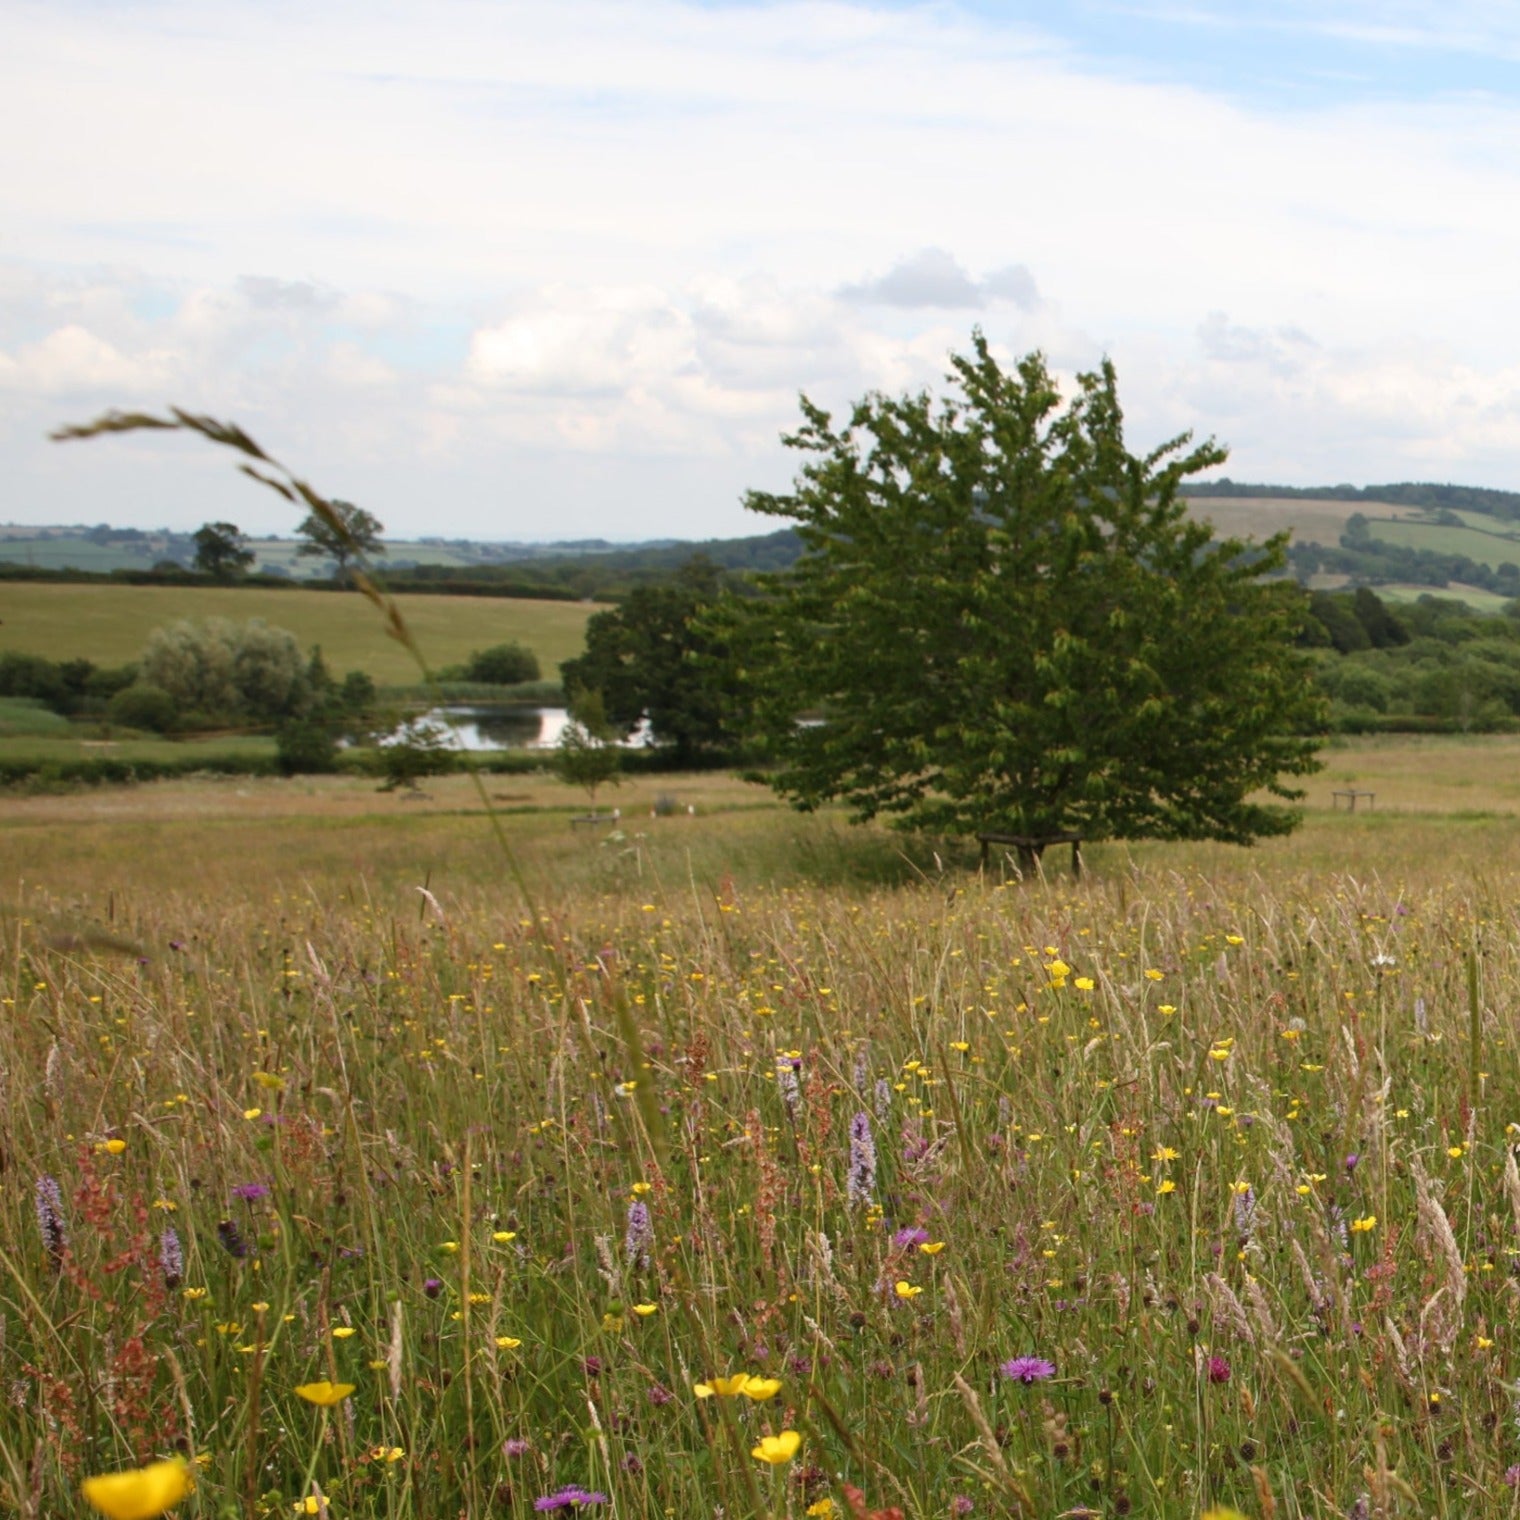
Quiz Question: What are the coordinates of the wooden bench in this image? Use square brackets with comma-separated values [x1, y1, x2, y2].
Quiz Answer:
[1331, 789, 1375, 812]
[978, 830, 1084, 878]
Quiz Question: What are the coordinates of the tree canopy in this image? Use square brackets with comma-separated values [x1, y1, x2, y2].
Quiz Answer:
[731, 335, 1324, 845]
[295, 499, 385, 580]
[192, 521, 255, 580]
[559, 557, 733, 763]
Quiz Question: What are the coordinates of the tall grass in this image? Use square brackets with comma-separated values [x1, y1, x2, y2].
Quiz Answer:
[4, 800, 1520, 1517]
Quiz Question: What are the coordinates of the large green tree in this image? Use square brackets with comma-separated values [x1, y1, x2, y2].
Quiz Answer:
[192, 520, 256, 580]
[732, 335, 1324, 844]
[294, 498, 385, 581]
[559, 557, 732, 764]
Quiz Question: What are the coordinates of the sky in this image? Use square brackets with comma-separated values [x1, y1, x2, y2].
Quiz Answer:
[5, 0, 1520, 542]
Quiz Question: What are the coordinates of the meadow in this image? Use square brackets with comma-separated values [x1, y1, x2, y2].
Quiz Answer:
[0, 584, 595, 684]
[4, 743, 1520, 1518]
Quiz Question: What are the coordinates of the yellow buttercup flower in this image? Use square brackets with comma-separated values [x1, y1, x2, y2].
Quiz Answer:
[1350, 1215, 1377, 1233]
[751, 1430, 802, 1464]
[632, 1302, 659, 1316]
[294, 1380, 355, 1406]
[495, 1335, 522, 1350]
[696, 1372, 780, 1399]
[894, 1280, 923, 1299]
[96, 1138, 127, 1155]
[919, 1241, 946, 1255]
[81, 1457, 193, 1519]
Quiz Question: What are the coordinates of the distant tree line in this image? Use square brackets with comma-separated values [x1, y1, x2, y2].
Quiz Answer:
[1300, 587, 1520, 731]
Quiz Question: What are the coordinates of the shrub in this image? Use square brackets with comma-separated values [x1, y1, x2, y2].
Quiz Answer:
[107, 683, 179, 735]
[463, 642, 540, 686]
[275, 718, 339, 775]
[140, 617, 306, 723]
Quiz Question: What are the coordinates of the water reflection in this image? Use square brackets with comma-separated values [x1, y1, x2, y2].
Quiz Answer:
[382, 706, 650, 751]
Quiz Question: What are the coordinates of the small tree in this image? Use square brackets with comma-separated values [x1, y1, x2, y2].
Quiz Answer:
[139, 618, 307, 724]
[295, 499, 385, 582]
[553, 687, 622, 805]
[192, 521, 256, 580]
[559, 557, 733, 763]
[463, 642, 540, 685]
[731, 334, 1324, 846]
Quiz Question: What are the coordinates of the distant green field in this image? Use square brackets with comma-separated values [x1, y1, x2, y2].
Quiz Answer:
[0, 584, 594, 681]
[1369, 517, 1520, 568]
[1376, 580, 1514, 613]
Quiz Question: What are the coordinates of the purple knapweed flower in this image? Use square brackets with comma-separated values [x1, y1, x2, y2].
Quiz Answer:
[35, 1175, 67, 1267]
[893, 1227, 930, 1249]
[231, 1181, 271, 1201]
[423, 1277, 444, 1299]
[952, 1498, 975, 1517]
[534, 1485, 608, 1510]
[848, 1111, 877, 1206]
[1207, 1355, 1231, 1384]
[1345, 1153, 1360, 1173]
[1000, 1356, 1056, 1384]
[503, 1438, 530, 1458]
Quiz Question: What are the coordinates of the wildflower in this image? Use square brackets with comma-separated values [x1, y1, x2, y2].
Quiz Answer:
[1000, 1356, 1056, 1384]
[496, 1336, 523, 1350]
[231, 1182, 271, 1201]
[919, 1241, 946, 1255]
[892, 1226, 929, 1249]
[894, 1281, 923, 1300]
[751, 1430, 802, 1464]
[848, 1112, 877, 1206]
[81, 1456, 193, 1519]
[534, 1485, 608, 1510]
[1207, 1355, 1231, 1384]
[647, 1383, 674, 1405]
[742, 1377, 783, 1401]
[874, 1077, 891, 1122]
[96, 1138, 127, 1155]
[1350, 1215, 1377, 1233]
[423, 1278, 443, 1298]
[330, 1327, 356, 1339]
[294, 1381, 355, 1406]
[777, 1054, 802, 1117]
[159, 1227, 183, 1291]
[624, 1198, 653, 1266]
[492, 1230, 517, 1243]
[216, 1220, 248, 1259]
[808, 1501, 837, 1518]
[695, 1373, 759, 1398]
[1233, 1185, 1257, 1239]
[503, 1438, 531, 1458]
[35, 1174, 66, 1266]
[951, 1499, 974, 1517]
[632, 1302, 658, 1316]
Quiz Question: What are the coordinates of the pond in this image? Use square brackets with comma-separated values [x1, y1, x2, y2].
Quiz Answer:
[380, 706, 651, 751]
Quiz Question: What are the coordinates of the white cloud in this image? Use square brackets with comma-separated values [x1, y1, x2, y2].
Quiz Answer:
[5, 0, 1520, 536]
